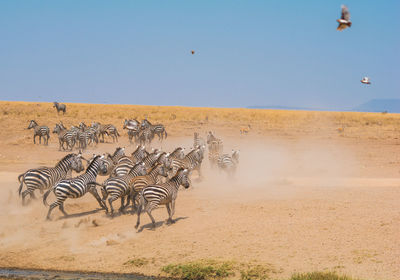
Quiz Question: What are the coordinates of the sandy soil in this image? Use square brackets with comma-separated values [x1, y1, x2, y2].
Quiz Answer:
[0, 102, 399, 279]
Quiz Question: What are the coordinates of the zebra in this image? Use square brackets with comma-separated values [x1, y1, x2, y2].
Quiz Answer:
[169, 147, 185, 160]
[217, 150, 240, 176]
[135, 168, 190, 230]
[43, 155, 107, 220]
[97, 147, 126, 176]
[141, 150, 164, 169]
[100, 162, 147, 216]
[123, 119, 140, 143]
[208, 141, 221, 168]
[18, 153, 84, 205]
[28, 120, 50, 145]
[110, 146, 148, 177]
[141, 119, 167, 141]
[53, 102, 66, 114]
[53, 124, 76, 151]
[79, 122, 98, 147]
[92, 122, 120, 143]
[128, 163, 170, 210]
[131, 145, 149, 163]
[138, 126, 154, 147]
[193, 132, 206, 149]
[170, 146, 203, 178]
[207, 131, 223, 152]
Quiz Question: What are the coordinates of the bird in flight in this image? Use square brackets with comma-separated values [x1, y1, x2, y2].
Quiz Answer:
[361, 77, 371, 85]
[191, 50, 195, 55]
[337, 5, 351, 31]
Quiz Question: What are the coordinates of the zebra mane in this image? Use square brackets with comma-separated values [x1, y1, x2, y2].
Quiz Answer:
[86, 155, 101, 171]
[55, 153, 75, 167]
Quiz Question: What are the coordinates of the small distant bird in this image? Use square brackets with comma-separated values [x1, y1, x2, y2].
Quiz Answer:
[191, 50, 195, 55]
[361, 77, 371, 84]
[337, 5, 351, 31]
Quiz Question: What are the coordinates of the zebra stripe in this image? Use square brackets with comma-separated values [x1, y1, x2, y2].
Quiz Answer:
[101, 162, 147, 215]
[217, 150, 240, 176]
[28, 120, 50, 145]
[53, 124, 76, 151]
[43, 155, 107, 220]
[135, 168, 190, 229]
[18, 154, 84, 205]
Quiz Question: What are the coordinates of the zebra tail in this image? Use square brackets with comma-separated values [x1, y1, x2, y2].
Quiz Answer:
[164, 131, 167, 139]
[43, 188, 52, 206]
[17, 173, 25, 196]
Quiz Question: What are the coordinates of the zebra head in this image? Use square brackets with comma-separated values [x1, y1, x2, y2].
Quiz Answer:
[157, 162, 170, 177]
[27, 120, 38, 129]
[178, 168, 190, 189]
[130, 161, 147, 176]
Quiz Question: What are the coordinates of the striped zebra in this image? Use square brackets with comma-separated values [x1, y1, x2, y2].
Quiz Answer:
[128, 163, 169, 210]
[28, 120, 50, 145]
[100, 162, 147, 216]
[79, 122, 99, 145]
[207, 131, 223, 153]
[193, 132, 206, 149]
[92, 122, 120, 143]
[43, 155, 107, 220]
[170, 146, 203, 178]
[141, 119, 167, 141]
[18, 153, 84, 205]
[123, 119, 140, 143]
[141, 150, 164, 169]
[98, 147, 126, 176]
[135, 168, 190, 229]
[217, 150, 240, 176]
[111, 146, 148, 177]
[138, 126, 154, 147]
[169, 147, 185, 160]
[53, 124, 76, 151]
[53, 102, 66, 114]
[208, 141, 221, 167]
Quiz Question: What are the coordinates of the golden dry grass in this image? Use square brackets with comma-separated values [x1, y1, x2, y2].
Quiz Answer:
[1, 101, 399, 144]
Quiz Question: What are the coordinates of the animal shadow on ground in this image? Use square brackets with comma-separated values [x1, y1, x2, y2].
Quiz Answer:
[58, 208, 103, 220]
[137, 216, 188, 233]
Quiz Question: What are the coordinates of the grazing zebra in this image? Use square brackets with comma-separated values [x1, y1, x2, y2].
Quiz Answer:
[18, 153, 84, 205]
[53, 102, 66, 114]
[141, 119, 167, 141]
[123, 119, 140, 143]
[193, 132, 206, 148]
[100, 162, 147, 216]
[92, 122, 120, 143]
[135, 168, 190, 229]
[53, 124, 76, 151]
[128, 163, 170, 210]
[43, 155, 107, 220]
[217, 150, 240, 176]
[28, 120, 50, 145]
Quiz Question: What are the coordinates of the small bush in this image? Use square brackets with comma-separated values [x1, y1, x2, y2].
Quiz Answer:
[162, 260, 234, 280]
[290, 271, 359, 280]
[124, 257, 149, 267]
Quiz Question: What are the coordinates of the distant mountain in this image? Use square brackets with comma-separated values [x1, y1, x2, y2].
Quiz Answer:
[247, 105, 319, 111]
[352, 99, 400, 113]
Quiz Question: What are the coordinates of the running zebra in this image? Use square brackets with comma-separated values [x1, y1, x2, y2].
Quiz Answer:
[18, 153, 84, 205]
[128, 163, 169, 210]
[141, 150, 163, 169]
[92, 122, 120, 143]
[98, 147, 126, 176]
[100, 162, 147, 216]
[207, 131, 223, 153]
[43, 155, 107, 220]
[53, 102, 66, 114]
[170, 146, 203, 177]
[123, 119, 140, 143]
[169, 147, 185, 160]
[193, 132, 206, 149]
[53, 124, 76, 151]
[141, 119, 167, 141]
[135, 168, 190, 229]
[217, 150, 240, 176]
[28, 120, 50, 145]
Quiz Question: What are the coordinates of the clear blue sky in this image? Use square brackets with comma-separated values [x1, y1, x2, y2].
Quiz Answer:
[0, 1, 399, 110]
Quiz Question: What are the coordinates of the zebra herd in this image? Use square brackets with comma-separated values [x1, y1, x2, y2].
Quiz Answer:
[28, 118, 167, 150]
[17, 131, 238, 230]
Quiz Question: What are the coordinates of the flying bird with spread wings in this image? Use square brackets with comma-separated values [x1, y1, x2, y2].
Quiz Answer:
[337, 5, 352, 31]
[361, 77, 371, 85]
[191, 50, 195, 55]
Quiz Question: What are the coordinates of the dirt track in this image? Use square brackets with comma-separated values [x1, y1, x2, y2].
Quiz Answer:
[0, 102, 400, 279]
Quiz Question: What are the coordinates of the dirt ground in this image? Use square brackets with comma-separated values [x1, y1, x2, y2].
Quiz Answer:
[0, 102, 399, 279]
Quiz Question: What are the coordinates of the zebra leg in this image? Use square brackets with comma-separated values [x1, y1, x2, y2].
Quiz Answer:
[146, 207, 156, 228]
[46, 201, 60, 220]
[119, 196, 126, 213]
[39, 135, 42, 144]
[166, 203, 172, 224]
[89, 187, 106, 210]
[108, 197, 117, 216]
[33, 134, 36, 144]
[21, 190, 30, 205]
[59, 203, 68, 217]
[169, 200, 176, 223]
